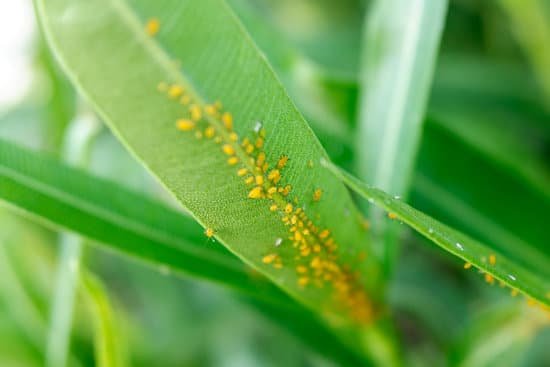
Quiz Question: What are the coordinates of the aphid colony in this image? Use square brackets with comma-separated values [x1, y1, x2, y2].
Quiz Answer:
[159, 81, 373, 323]
[386, 208, 550, 314]
[463, 255, 550, 315]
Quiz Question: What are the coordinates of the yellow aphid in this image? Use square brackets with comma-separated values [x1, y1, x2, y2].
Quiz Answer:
[255, 175, 264, 185]
[205, 228, 215, 238]
[308, 160, 314, 168]
[205, 104, 217, 116]
[222, 144, 235, 156]
[255, 137, 264, 149]
[489, 254, 496, 265]
[214, 136, 222, 144]
[248, 186, 263, 199]
[227, 157, 239, 165]
[313, 244, 321, 253]
[484, 273, 494, 284]
[277, 155, 289, 169]
[267, 169, 281, 183]
[267, 187, 277, 195]
[157, 82, 168, 92]
[282, 185, 292, 196]
[298, 277, 309, 287]
[284, 203, 293, 214]
[245, 144, 254, 154]
[313, 188, 322, 202]
[204, 126, 215, 138]
[319, 229, 330, 239]
[387, 212, 398, 220]
[145, 18, 160, 36]
[180, 95, 191, 105]
[222, 112, 233, 130]
[294, 231, 303, 241]
[269, 204, 278, 212]
[168, 84, 183, 98]
[274, 262, 283, 269]
[256, 152, 266, 167]
[176, 119, 195, 131]
[237, 168, 248, 177]
[464, 262, 472, 269]
[244, 176, 254, 185]
[296, 265, 307, 274]
[511, 288, 519, 297]
[262, 254, 277, 264]
[189, 104, 202, 121]
[229, 132, 238, 141]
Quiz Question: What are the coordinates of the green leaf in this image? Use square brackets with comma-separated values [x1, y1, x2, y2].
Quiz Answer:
[356, 0, 447, 274]
[35, 0, 378, 326]
[46, 114, 100, 367]
[0, 137, 281, 303]
[498, 0, 550, 105]
[323, 161, 550, 309]
[81, 272, 126, 367]
[356, 0, 447, 194]
[46, 235, 82, 367]
[0, 139, 367, 366]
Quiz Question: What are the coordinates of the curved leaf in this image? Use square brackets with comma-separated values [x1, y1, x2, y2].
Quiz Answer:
[35, 0, 378, 326]
[323, 161, 550, 309]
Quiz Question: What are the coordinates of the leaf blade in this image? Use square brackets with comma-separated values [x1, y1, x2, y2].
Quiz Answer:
[36, 0, 378, 324]
[324, 161, 550, 308]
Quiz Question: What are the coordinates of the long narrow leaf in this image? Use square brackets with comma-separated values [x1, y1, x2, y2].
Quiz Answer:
[36, 0, 380, 329]
[0, 139, 366, 365]
[323, 161, 550, 309]
[356, 0, 447, 274]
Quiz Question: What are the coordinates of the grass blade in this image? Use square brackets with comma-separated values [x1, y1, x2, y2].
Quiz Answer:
[0, 138, 283, 304]
[356, 0, 447, 273]
[81, 272, 126, 367]
[356, 0, 447, 193]
[35, 0, 379, 330]
[323, 160, 550, 309]
[0, 138, 368, 365]
[46, 111, 101, 367]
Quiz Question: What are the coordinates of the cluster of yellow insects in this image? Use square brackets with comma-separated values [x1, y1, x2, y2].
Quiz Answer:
[157, 80, 373, 322]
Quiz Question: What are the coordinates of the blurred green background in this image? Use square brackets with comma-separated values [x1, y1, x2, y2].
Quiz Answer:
[0, 0, 549, 366]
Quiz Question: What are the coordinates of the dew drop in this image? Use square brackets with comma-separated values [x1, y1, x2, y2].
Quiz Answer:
[508, 274, 517, 281]
[368, 198, 374, 204]
[455, 242, 464, 251]
[394, 195, 401, 200]
[274, 238, 283, 247]
[428, 228, 434, 234]
[253, 121, 263, 133]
